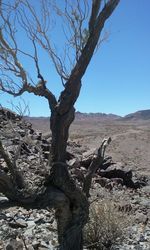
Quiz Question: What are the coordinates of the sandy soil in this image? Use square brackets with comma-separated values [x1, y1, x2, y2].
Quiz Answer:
[70, 120, 150, 178]
[28, 117, 150, 179]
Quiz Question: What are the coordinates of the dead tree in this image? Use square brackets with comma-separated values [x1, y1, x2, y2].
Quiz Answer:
[0, 1, 120, 249]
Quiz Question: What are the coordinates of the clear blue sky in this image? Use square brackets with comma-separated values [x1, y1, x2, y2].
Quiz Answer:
[1, 0, 150, 117]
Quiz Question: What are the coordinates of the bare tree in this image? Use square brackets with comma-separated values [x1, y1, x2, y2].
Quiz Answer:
[0, 1, 120, 249]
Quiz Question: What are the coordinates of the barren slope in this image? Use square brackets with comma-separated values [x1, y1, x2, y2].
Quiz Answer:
[27, 116, 150, 179]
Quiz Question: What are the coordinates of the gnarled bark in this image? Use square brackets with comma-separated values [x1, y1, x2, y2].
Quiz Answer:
[50, 107, 75, 163]
[48, 162, 89, 250]
[50, 79, 81, 162]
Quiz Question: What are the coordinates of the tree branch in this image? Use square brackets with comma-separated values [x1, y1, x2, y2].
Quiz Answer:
[70, 0, 120, 80]
[0, 29, 27, 84]
[26, 84, 57, 112]
[56, 0, 120, 115]
[89, 0, 101, 33]
[0, 1, 57, 112]
[83, 137, 111, 197]
[0, 78, 57, 113]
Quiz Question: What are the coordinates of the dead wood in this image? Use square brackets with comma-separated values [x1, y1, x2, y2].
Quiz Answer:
[83, 137, 111, 197]
[81, 152, 114, 170]
[98, 169, 137, 188]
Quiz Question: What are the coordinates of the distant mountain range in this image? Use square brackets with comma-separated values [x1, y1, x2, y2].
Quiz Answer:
[75, 111, 121, 121]
[1, 107, 150, 123]
[26, 109, 150, 122]
[123, 110, 150, 121]
[75, 110, 150, 121]
[1, 107, 150, 134]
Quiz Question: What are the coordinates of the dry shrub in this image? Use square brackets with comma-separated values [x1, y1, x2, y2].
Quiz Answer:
[84, 200, 129, 249]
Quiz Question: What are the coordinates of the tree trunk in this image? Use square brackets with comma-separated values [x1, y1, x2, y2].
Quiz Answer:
[49, 102, 89, 249]
[50, 107, 75, 162]
[49, 162, 89, 250]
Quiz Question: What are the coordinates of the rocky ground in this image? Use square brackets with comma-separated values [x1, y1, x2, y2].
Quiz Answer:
[0, 108, 150, 249]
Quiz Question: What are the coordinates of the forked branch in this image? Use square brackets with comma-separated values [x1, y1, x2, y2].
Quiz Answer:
[56, 0, 120, 115]
[83, 137, 111, 197]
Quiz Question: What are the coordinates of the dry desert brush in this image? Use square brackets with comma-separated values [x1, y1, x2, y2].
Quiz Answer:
[84, 200, 129, 249]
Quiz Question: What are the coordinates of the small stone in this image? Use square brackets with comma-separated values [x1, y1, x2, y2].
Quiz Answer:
[27, 220, 36, 228]
[139, 234, 147, 242]
[15, 219, 27, 228]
